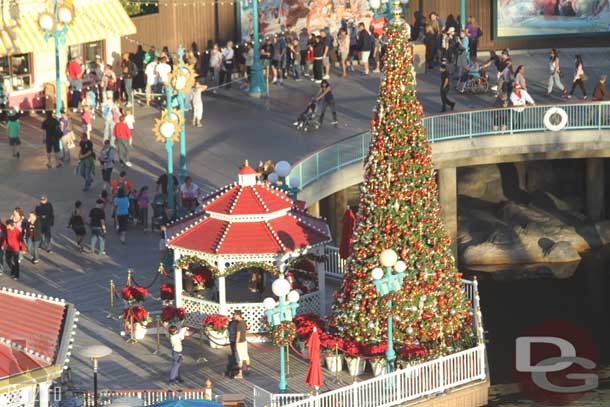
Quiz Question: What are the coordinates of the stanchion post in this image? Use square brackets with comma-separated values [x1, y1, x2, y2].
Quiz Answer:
[153, 315, 161, 354]
[106, 280, 116, 319]
[333, 343, 343, 384]
[127, 313, 137, 344]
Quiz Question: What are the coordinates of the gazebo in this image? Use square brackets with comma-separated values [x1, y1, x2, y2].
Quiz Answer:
[166, 163, 333, 333]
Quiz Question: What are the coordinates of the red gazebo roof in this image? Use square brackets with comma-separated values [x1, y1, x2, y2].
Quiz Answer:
[167, 165, 331, 256]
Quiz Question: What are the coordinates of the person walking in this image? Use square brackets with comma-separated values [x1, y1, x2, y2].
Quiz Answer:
[514, 65, 528, 92]
[593, 74, 609, 101]
[168, 325, 185, 385]
[3, 220, 25, 279]
[440, 65, 455, 112]
[68, 201, 87, 251]
[180, 176, 200, 213]
[568, 55, 587, 100]
[120, 53, 138, 106]
[35, 195, 54, 253]
[145, 56, 159, 106]
[102, 98, 119, 146]
[102, 64, 117, 102]
[136, 186, 150, 230]
[78, 133, 95, 191]
[114, 188, 130, 244]
[233, 310, 250, 378]
[337, 28, 350, 77]
[41, 111, 63, 168]
[209, 44, 222, 92]
[298, 28, 309, 76]
[114, 115, 132, 167]
[546, 49, 567, 97]
[357, 23, 372, 75]
[7, 109, 21, 158]
[316, 79, 338, 126]
[59, 110, 73, 163]
[98, 140, 115, 191]
[89, 199, 107, 255]
[320, 29, 332, 80]
[466, 17, 481, 60]
[26, 211, 42, 264]
[312, 35, 324, 83]
[510, 83, 535, 130]
[191, 81, 207, 127]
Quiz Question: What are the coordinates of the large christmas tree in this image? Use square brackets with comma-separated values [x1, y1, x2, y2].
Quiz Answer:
[329, 22, 473, 357]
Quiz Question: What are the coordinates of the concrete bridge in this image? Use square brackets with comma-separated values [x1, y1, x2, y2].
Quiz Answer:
[289, 102, 610, 256]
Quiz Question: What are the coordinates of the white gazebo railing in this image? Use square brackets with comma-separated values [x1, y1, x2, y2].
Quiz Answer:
[324, 246, 347, 279]
[281, 345, 486, 407]
[182, 291, 322, 334]
[253, 385, 309, 407]
[76, 389, 209, 406]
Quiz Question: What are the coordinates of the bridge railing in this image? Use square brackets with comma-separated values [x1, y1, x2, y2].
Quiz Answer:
[288, 102, 610, 191]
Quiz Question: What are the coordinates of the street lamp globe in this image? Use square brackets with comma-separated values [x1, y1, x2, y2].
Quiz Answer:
[394, 260, 407, 273]
[38, 13, 54, 31]
[160, 121, 176, 139]
[267, 172, 279, 184]
[275, 161, 292, 178]
[287, 289, 300, 304]
[399, 0, 409, 4]
[272, 277, 291, 297]
[288, 177, 300, 189]
[379, 249, 398, 267]
[80, 345, 113, 360]
[58, 5, 74, 24]
[370, 0, 381, 8]
[371, 267, 384, 281]
[263, 297, 277, 310]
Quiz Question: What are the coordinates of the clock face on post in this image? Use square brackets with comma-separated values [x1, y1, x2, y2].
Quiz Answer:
[153, 109, 182, 143]
[168, 64, 196, 94]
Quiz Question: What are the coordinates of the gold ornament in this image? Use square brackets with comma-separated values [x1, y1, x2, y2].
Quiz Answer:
[153, 109, 183, 143]
[167, 63, 196, 94]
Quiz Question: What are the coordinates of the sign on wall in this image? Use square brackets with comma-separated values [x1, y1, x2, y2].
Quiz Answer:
[240, 0, 373, 40]
[495, 0, 610, 38]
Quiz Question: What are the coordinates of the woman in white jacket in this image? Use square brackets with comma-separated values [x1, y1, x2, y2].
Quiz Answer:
[568, 55, 587, 100]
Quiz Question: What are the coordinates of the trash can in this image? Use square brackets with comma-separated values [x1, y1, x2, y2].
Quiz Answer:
[44, 81, 67, 112]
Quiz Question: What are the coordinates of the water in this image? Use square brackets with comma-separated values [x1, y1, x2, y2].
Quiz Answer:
[462, 246, 610, 405]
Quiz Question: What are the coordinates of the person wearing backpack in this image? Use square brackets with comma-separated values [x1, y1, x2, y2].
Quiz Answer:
[99, 139, 115, 190]
[41, 111, 63, 169]
[111, 170, 133, 197]
[121, 53, 138, 106]
[68, 201, 87, 251]
[113, 115, 132, 167]
[78, 133, 95, 192]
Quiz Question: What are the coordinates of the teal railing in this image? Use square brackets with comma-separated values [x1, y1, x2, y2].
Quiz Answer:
[288, 102, 610, 191]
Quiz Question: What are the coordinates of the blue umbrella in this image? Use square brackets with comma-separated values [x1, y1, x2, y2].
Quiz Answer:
[147, 400, 224, 407]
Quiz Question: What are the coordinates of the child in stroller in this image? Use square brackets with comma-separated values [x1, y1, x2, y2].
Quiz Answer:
[293, 99, 320, 132]
[456, 62, 489, 94]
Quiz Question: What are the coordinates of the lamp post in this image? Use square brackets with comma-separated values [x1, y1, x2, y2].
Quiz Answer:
[264, 277, 301, 392]
[371, 249, 407, 373]
[460, 0, 466, 29]
[176, 46, 187, 183]
[248, 0, 266, 97]
[38, 1, 74, 155]
[80, 345, 113, 407]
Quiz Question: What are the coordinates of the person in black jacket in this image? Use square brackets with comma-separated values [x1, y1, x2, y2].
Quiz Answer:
[357, 23, 372, 75]
[120, 53, 138, 107]
[26, 211, 42, 264]
[35, 195, 54, 253]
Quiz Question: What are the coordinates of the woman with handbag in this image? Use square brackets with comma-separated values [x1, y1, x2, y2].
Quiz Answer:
[568, 55, 587, 100]
[546, 49, 567, 98]
[68, 201, 87, 251]
[180, 176, 200, 214]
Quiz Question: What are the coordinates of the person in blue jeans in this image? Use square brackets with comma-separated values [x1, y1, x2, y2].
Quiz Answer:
[89, 199, 107, 255]
[316, 79, 338, 126]
[114, 189, 130, 244]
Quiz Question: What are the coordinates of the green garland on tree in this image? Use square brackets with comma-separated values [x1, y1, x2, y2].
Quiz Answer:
[328, 22, 472, 357]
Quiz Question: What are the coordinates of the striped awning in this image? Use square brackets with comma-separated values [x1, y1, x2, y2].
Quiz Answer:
[0, 0, 136, 57]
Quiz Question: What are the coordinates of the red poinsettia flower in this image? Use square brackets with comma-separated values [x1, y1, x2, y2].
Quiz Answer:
[161, 306, 186, 322]
[341, 339, 360, 356]
[121, 286, 134, 301]
[202, 314, 230, 330]
[360, 342, 388, 356]
[131, 285, 150, 301]
[319, 333, 343, 350]
[293, 313, 325, 339]
[399, 344, 428, 360]
[123, 305, 149, 323]
[160, 283, 175, 300]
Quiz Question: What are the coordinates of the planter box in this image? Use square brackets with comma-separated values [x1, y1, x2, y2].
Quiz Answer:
[324, 354, 344, 373]
[134, 322, 147, 340]
[207, 330, 229, 349]
[369, 358, 387, 377]
[345, 356, 366, 377]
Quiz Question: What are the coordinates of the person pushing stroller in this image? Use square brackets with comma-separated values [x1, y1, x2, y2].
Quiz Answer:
[316, 80, 338, 127]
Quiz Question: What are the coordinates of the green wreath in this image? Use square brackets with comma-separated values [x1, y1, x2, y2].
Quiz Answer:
[284, 254, 327, 270]
[223, 261, 280, 277]
[175, 255, 219, 275]
[271, 321, 297, 347]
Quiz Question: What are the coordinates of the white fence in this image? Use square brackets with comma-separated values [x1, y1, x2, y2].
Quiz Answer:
[324, 246, 347, 279]
[77, 389, 209, 406]
[183, 292, 322, 334]
[253, 385, 309, 407]
[282, 345, 486, 407]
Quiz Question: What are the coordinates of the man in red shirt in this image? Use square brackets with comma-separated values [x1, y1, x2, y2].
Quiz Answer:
[3, 220, 25, 279]
[113, 115, 132, 167]
[67, 56, 83, 108]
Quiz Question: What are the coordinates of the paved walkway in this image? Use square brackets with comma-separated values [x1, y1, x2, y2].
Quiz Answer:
[1, 46, 610, 406]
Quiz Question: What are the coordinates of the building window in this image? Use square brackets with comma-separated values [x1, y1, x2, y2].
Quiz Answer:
[68, 40, 104, 66]
[0, 54, 32, 92]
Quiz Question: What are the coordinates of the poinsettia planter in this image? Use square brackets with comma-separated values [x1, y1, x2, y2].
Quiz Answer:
[345, 356, 366, 377]
[369, 358, 387, 377]
[207, 329, 229, 349]
[324, 354, 344, 373]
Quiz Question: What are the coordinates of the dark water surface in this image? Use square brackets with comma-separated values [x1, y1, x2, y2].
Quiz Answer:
[462, 246, 610, 404]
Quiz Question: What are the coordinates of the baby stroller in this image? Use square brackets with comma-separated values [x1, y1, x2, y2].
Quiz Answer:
[456, 65, 489, 95]
[293, 99, 320, 132]
[151, 193, 168, 232]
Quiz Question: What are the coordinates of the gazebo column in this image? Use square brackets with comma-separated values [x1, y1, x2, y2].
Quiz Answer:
[316, 247, 326, 316]
[174, 250, 183, 307]
[218, 260, 228, 315]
